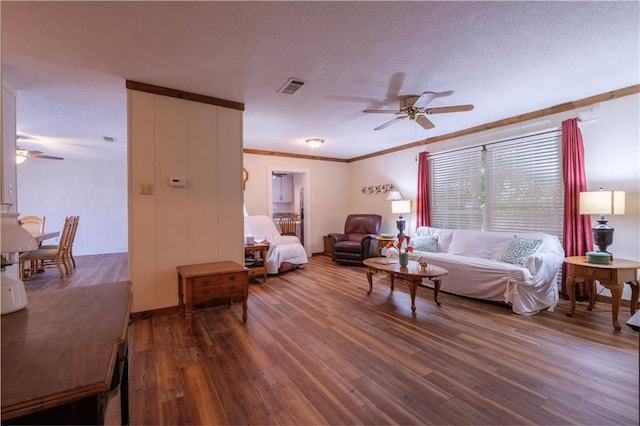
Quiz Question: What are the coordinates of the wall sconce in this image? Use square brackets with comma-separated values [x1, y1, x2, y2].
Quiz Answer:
[305, 138, 324, 149]
[391, 199, 411, 238]
[579, 189, 625, 258]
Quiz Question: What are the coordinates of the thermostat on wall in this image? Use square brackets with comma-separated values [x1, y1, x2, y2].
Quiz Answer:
[169, 177, 187, 187]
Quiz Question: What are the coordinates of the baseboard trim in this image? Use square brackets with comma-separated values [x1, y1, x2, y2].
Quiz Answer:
[131, 305, 180, 321]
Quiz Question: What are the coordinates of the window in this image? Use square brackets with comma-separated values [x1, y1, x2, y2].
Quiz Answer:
[485, 132, 563, 236]
[429, 147, 484, 230]
[428, 131, 563, 238]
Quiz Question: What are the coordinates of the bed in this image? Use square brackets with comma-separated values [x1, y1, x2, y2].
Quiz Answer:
[244, 215, 308, 274]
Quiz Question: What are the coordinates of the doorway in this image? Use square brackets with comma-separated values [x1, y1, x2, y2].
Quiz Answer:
[267, 166, 311, 257]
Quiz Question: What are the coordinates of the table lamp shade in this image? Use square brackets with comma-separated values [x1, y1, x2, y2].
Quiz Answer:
[579, 191, 625, 215]
[2, 219, 39, 255]
[391, 200, 411, 214]
[386, 191, 403, 201]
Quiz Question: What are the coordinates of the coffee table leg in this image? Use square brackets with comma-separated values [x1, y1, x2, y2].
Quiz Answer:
[366, 269, 373, 295]
[430, 278, 442, 306]
[409, 279, 418, 313]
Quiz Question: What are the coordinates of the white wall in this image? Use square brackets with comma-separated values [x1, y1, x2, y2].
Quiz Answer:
[128, 90, 243, 312]
[348, 93, 640, 299]
[17, 159, 127, 255]
[243, 154, 349, 255]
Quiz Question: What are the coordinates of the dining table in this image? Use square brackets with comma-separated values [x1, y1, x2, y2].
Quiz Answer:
[31, 231, 60, 246]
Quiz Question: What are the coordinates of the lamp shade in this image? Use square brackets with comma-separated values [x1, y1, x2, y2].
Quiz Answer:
[579, 191, 625, 215]
[1, 213, 38, 255]
[386, 190, 402, 201]
[391, 200, 411, 214]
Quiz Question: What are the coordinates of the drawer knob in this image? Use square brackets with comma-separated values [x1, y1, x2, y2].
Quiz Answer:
[228, 275, 236, 282]
[202, 279, 210, 285]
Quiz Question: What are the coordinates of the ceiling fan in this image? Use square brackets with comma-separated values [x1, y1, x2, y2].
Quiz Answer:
[364, 91, 474, 130]
[16, 147, 64, 161]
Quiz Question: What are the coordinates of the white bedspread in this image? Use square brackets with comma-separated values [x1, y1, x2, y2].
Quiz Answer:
[244, 215, 308, 274]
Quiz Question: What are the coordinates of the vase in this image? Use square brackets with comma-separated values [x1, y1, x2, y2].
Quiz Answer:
[399, 252, 409, 267]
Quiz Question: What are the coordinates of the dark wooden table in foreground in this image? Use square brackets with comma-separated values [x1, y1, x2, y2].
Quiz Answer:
[363, 257, 448, 314]
[1, 281, 132, 424]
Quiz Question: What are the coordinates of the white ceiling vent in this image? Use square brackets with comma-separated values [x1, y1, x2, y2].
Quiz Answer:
[103, 136, 117, 143]
[277, 78, 307, 95]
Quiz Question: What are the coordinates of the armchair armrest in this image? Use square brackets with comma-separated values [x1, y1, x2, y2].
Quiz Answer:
[328, 233, 348, 243]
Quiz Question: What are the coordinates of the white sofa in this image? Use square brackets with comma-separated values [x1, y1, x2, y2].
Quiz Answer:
[244, 215, 308, 274]
[386, 227, 564, 315]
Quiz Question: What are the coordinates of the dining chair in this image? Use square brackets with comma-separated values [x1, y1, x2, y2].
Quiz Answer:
[19, 215, 46, 236]
[19, 216, 74, 280]
[39, 215, 79, 271]
[278, 216, 297, 236]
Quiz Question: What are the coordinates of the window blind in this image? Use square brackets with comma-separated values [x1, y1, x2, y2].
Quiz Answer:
[429, 147, 484, 230]
[485, 132, 563, 238]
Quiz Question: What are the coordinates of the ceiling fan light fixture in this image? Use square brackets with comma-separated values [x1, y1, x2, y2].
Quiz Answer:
[15, 154, 27, 164]
[305, 138, 324, 149]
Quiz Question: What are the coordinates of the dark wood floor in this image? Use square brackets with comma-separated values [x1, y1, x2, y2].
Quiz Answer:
[24, 253, 639, 425]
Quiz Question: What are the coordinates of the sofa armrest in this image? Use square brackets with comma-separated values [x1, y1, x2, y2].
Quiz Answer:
[523, 252, 564, 284]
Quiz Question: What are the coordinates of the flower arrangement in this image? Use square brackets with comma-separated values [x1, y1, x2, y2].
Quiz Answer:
[386, 235, 413, 254]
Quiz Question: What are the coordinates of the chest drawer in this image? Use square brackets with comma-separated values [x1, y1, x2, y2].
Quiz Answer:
[193, 276, 219, 290]
[218, 272, 244, 285]
[572, 264, 612, 281]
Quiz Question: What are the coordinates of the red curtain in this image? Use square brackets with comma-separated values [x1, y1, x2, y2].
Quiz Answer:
[561, 118, 592, 298]
[416, 151, 431, 227]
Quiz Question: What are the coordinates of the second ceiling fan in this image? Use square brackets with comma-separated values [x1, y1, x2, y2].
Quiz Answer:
[364, 91, 474, 130]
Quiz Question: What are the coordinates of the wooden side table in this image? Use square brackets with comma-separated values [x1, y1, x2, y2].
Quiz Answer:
[177, 261, 248, 331]
[375, 236, 395, 257]
[244, 243, 268, 282]
[564, 256, 640, 331]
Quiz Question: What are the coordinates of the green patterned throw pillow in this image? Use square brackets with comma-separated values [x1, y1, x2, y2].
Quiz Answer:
[499, 236, 542, 265]
[409, 236, 438, 252]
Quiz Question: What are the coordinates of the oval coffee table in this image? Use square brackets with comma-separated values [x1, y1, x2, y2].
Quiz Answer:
[363, 258, 449, 314]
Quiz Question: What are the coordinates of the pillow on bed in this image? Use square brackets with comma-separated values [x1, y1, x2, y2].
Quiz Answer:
[499, 236, 542, 265]
[409, 236, 438, 253]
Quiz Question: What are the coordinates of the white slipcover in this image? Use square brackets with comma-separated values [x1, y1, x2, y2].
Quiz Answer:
[387, 227, 564, 315]
[244, 215, 308, 274]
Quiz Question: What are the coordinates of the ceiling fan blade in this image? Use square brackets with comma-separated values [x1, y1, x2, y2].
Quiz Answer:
[426, 104, 475, 114]
[412, 91, 438, 108]
[416, 115, 435, 129]
[363, 108, 401, 114]
[30, 154, 64, 160]
[374, 115, 407, 131]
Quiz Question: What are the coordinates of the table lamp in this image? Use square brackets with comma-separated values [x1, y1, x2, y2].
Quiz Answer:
[579, 189, 625, 259]
[2, 211, 38, 314]
[391, 199, 411, 238]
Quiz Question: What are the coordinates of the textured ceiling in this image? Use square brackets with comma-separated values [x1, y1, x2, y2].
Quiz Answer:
[2, 1, 639, 161]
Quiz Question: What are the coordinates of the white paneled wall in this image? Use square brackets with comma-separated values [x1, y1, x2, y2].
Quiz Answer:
[128, 89, 243, 312]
